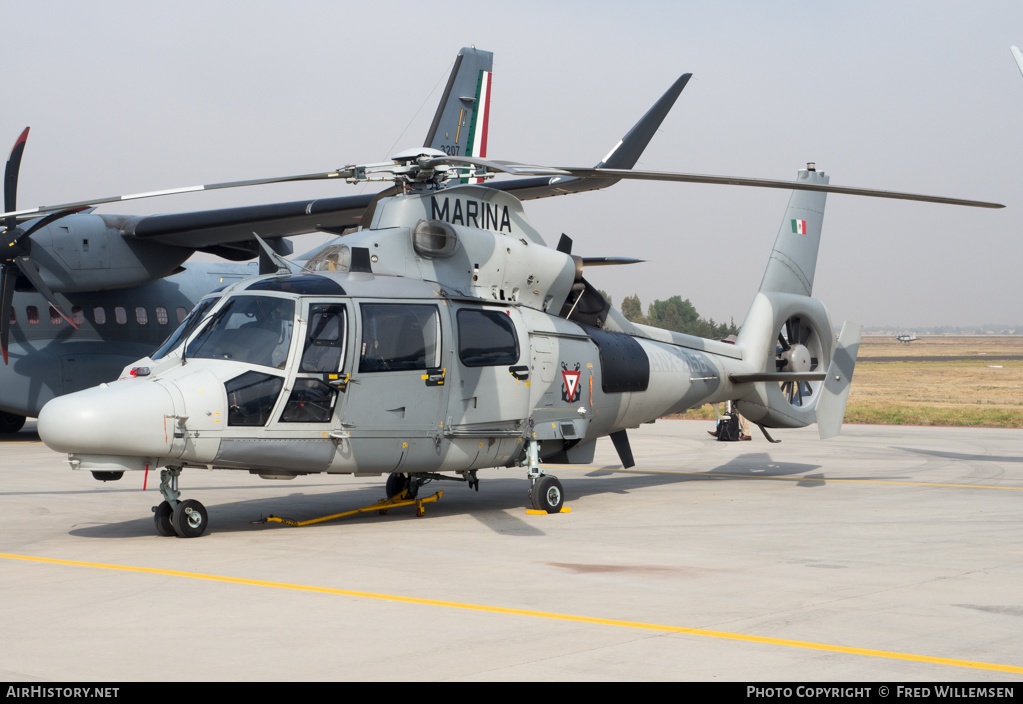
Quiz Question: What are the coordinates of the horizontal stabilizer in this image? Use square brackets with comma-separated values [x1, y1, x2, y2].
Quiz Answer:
[815, 322, 862, 439]
[729, 372, 827, 384]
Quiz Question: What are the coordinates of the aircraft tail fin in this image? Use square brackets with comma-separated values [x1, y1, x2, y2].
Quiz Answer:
[734, 166, 852, 434]
[424, 46, 494, 167]
[758, 166, 829, 296]
[815, 321, 862, 439]
[1012, 46, 1023, 78]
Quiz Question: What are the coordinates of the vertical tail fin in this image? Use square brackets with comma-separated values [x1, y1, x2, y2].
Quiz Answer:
[758, 166, 829, 296]
[815, 322, 862, 439]
[424, 46, 494, 167]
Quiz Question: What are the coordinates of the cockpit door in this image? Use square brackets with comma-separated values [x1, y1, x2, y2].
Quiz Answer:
[338, 300, 451, 472]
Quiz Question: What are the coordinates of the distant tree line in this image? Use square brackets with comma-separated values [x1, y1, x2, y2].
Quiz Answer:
[604, 292, 739, 339]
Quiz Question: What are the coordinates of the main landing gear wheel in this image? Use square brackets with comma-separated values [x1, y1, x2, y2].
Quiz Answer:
[0, 412, 25, 434]
[171, 499, 208, 538]
[385, 472, 410, 499]
[530, 475, 564, 513]
[153, 501, 174, 537]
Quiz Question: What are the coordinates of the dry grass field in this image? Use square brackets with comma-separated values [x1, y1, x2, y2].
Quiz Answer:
[676, 335, 1023, 428]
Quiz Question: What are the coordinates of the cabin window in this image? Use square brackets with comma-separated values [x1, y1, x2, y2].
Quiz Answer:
[136, 307, 148, 325]
[225, 371, 284, 427]
[26, 306, 39, 325]
[49, 307, 62, 325]
[115, 307, 127, 325]
[186, 295, 295, 370]
[156, 307, 169, 325]
[457, 309, 519, 366]
[359, 303, 440, 373]
[176, 307, 187, 324]
[93, 307, 106, 325]
[72, 307, 85, 325]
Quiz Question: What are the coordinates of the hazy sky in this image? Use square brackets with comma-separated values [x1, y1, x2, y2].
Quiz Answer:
[4, 1, 1022, 328]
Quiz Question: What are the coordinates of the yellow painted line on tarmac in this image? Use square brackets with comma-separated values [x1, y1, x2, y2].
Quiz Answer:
[587, 467, 1023, 491]
[3, 551, 1021, 675]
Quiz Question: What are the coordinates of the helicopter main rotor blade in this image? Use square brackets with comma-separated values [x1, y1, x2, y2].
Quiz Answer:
[0, 169, 356, 222]
[537, 167, 1006, 209]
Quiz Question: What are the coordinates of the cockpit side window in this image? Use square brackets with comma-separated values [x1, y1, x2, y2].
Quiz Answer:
[225, 371, 284, 426]
[186, 295, 296, 369]
[359, 303, 440, 373]
[300, 304, 347, 373]
[152, 296, 220, 360]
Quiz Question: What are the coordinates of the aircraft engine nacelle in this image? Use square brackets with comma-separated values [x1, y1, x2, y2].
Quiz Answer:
[24, 214, 191, 293]
[734, 291, 836, 429]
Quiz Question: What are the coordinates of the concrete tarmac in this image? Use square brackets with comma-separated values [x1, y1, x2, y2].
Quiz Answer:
[1, 419, 1021, 682]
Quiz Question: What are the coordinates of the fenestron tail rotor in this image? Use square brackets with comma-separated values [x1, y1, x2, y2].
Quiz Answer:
[774, 315, 823, 407]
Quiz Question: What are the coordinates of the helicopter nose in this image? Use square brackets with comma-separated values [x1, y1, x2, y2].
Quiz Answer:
[38, 379, 177, 457]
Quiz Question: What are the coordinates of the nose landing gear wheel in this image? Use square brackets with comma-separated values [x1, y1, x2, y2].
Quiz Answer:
[153, 501, 175, 537]
[530, 475, 564, 513]
[172, 499, 208, 538]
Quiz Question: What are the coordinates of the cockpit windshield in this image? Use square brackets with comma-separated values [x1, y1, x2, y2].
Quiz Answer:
[185, 295, 296, 369]
[151, 296, 221, 360]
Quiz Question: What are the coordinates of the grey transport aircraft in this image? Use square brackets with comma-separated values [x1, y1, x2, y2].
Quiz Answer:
[34, 115, 1002, 537]
[1, 48, 690, 434]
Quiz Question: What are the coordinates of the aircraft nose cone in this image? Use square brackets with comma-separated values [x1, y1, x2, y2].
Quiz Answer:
[38, 379, 177, 456]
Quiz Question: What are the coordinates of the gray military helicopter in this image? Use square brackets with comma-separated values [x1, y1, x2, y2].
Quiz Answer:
[0, 48, 692, 435]
[35, 113, 1002, 538]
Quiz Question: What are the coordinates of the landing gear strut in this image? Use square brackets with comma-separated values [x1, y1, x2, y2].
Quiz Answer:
[523, 438, 565, 513]
[152, 467, 208, 538]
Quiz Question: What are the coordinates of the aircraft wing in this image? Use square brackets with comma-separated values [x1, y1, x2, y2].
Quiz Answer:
[1013, 46, 1023, 78]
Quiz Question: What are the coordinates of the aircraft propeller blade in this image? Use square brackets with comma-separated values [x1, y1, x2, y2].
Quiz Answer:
[4, 127, 29, 230]
[12, 256, 78, 329]
[0, 264, 14, 364]
[580, 257, 645, 266]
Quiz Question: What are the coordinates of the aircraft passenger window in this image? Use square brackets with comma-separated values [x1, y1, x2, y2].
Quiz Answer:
[93, 307, 106, 325]
[359, 304, 440, 373]
[225, 371, 284, 427]
[176, 307, 187, 324]
[115, 307, 127, 325]
[457, 309, 519, 366]
[300, 304, 346, 373]
[280, 379, 337, 423]
[186, 296, 295, 369]
[136, 307, 148, 325]
[27, 306, 39, 325]
[49, 307, 62, 325]
[156, 307, 169, 325]
[72, 307, 85, 325]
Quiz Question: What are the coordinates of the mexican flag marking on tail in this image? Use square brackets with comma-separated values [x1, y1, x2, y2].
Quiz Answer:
[791, 219, 807, 235]
[462, 70, 492, 184]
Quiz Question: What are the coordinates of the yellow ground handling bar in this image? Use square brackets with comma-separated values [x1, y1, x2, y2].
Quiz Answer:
[257, 491, 444, 527]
